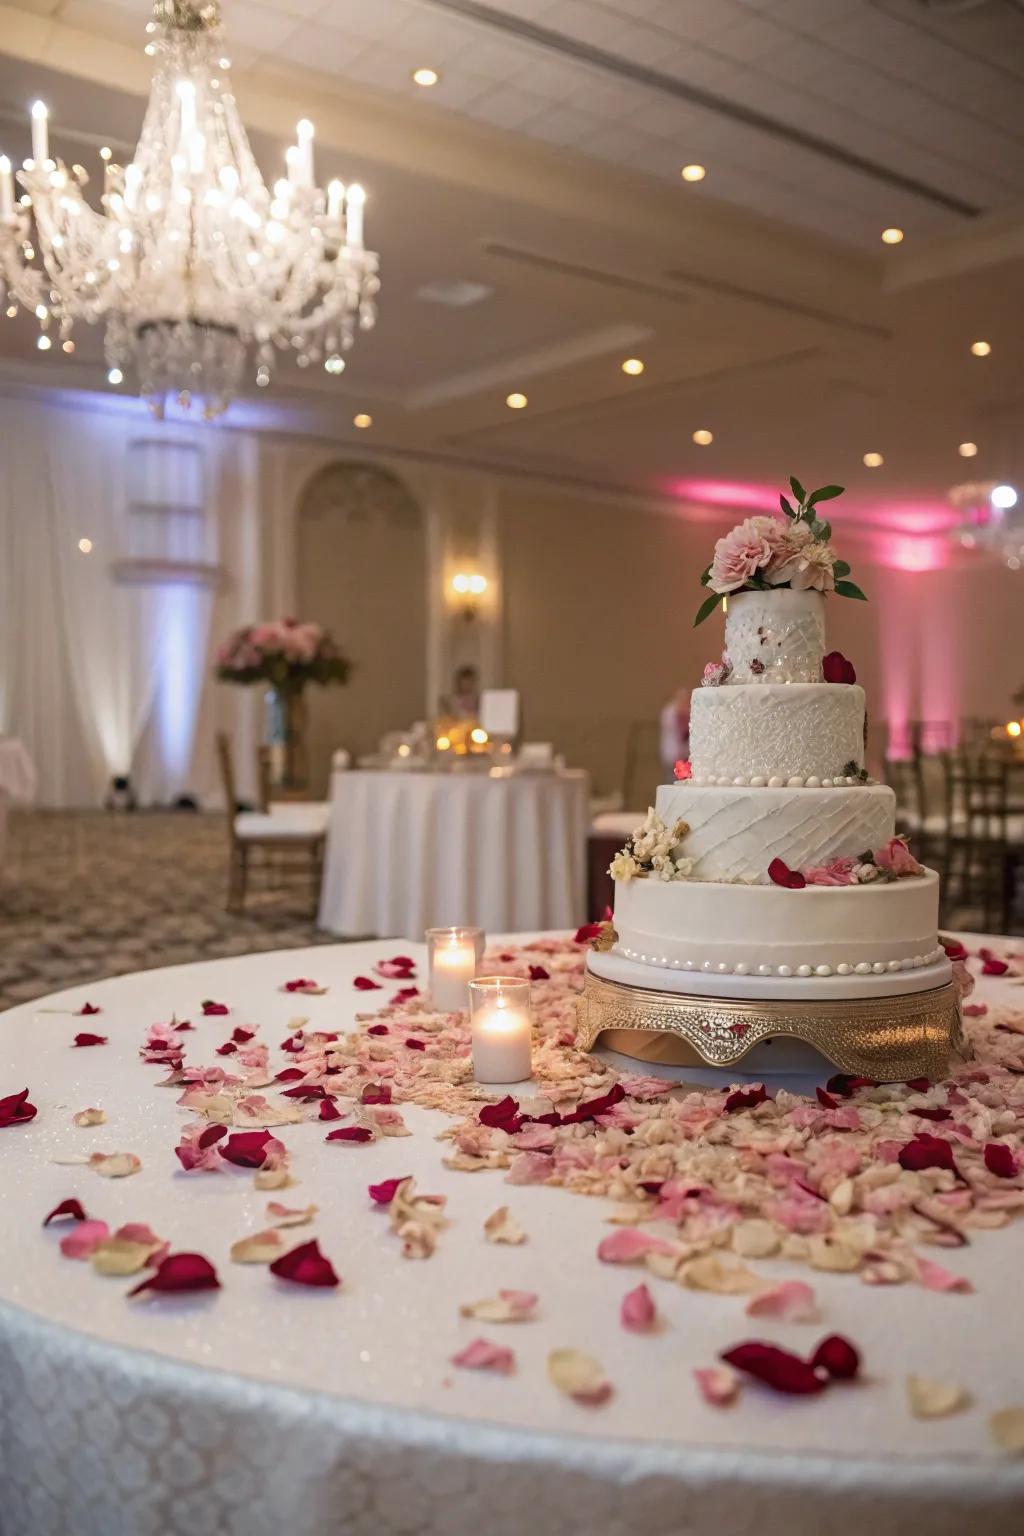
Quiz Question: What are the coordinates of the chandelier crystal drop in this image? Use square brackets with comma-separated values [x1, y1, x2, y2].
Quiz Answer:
[0, 0, 380, 417]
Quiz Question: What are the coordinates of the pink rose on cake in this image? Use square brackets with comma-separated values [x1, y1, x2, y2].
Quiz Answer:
[708, 517, 784, 594]
[766, 524, 837, 592]
[804, 856, 859, 887]
[873, 836, 924, 878]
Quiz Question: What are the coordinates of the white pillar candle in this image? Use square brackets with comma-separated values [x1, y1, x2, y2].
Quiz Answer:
[327, 178, 344, 224]
[0, 157, 12, 221]
[469, 977, 532, 1084]
[296, 119, 314, 187]
[31, 101, 49, 166]
[427, 926, 484, 1013]
[345, 183, 364, 249]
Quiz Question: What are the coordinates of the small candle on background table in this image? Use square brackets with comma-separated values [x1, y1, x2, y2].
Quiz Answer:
[469, 976, 532, 1084]
[426, 926, 484, 1013]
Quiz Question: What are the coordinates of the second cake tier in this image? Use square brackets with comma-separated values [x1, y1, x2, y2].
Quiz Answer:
[656, 781, 895, 884]
[689, 682, 865, 783]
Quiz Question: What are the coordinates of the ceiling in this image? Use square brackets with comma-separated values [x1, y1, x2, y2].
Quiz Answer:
[0, 0, 1023, 532]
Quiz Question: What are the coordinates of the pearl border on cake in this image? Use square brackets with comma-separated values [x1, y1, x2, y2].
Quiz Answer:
[618, 945, 945, 977]
[689, 774, 869, 788]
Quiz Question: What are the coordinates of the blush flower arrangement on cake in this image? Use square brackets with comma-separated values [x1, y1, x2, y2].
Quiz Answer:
[769, 836, 926, 890]
[695, 477, 867, 627]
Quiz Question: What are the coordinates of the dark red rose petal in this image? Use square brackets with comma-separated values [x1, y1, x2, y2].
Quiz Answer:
[941, 938, 969, 962]
[479, 1095, 523, 1132]
[529, 965, 551, 982]
[724, 1084, 770, 1113]
[201, 1000, 229, 1016]
[319, 1098, 344, 1121]
[560, 1082, 627, 1125]
[368, 1176, 408, 1205]
[768, 857, 806, 890]
[215, 1041, 238, 1056]
[815, 1087, 839, 1109]
[353, 976, 382, 991]
[281, 1083, 332, 1102]
[128, 1252, 220, 1297]
[325, 1126, 373, 1143]
[361, 1083, 391, 1105]
[639, 1179, 664, 1195]
[405, 1037, 426, 1051]
[173, 1020, 194, 1032]
[275, 1067, 305, 1082]
[72, 1032, 108, 1047]
[367, 1024, 389, 1037]
[43, 1197, 87, 1226]
[75, 1002, 101, 1016]
[898, 1132, 960, 1176]
[721, 1341, 826, 1395]
[269, 1238, 339, 1288]
[822, 651, 856, 685]
[810, 1334, 860, 1381]
[911, 1106, 952, 1122]
[982, 958, 1009, 976]
[905, 1077, 931, 1092]
[219, 1129, 275, 1167]
[283, 978, 322, 993]
[392, 987, 420, 1005]
[231, 1026, 255, 1044]
[574, 923, 602, 944]
[825, 1074, 877, 1098]
[0, 1089, 37, 1128]
[198, 1123, 228, 1150]
[984, 1142, 1020, 1178]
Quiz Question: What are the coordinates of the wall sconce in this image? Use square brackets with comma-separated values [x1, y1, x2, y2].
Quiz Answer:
[450, 571, 488, 621]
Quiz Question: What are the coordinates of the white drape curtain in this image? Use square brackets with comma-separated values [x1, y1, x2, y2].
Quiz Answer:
[0, 393, 255, 807]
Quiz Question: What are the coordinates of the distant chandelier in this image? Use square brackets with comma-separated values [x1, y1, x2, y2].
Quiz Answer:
[948, 480, 1024, 570]
[0, 0, 380, 417]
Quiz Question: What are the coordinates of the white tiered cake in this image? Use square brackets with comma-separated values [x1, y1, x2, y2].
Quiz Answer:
[580, 482, 960, 1080]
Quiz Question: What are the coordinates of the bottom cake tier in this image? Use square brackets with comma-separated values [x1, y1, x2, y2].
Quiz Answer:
[612, 868, 943, 979]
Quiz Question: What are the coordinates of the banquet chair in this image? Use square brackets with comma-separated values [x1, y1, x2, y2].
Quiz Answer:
[962, 754, 1024, 933]
[215, 733, 329, 912]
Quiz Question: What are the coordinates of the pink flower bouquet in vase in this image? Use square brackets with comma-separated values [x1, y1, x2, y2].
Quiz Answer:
[215, 618, 350, 791]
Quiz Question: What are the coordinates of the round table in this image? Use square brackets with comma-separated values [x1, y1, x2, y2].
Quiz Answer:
[318, 768, 589, 939]
[1, 935, 1023, 1536]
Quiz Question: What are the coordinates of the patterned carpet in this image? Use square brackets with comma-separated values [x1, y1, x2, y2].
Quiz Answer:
[0, 811, 341, 1011]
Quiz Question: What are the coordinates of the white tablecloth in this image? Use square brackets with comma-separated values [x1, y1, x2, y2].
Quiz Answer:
[318, 769, 589, 938]
[1, 935, 1023, 1536]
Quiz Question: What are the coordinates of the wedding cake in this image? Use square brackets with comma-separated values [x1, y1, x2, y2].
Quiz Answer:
[580, 479, 959, 1079]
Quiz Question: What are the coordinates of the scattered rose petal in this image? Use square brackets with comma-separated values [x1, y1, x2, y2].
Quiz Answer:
[963, 1003, 988, 1018]
[91, 1236, 164, 1276]
[621, 1283, 657, 1333]
[915, 1258, 971, 1293]
[76, 1002, 102, 1016]
[574, 923, 602, 944]
[724, 1084, 770, 1113]
[529, 965, 550, 982]
[219, 1129, 276, 1168]
[746, 1280, 819, 1323]
[479, 1096, 523, 1133]
[0, 1089, 37, 1128]
[129, 1252, 220, 1298]
[201, 1000, 229, 1015]
[460, 1290, 538, 1324]
[368, 1177, 408, 1205]
[73, 1107, 106, 1127]
[319, 1098, 344, 1121]
[266, 1201, 318, 1227]
[89, 1151, 140, 1179]
[325, 1126, 374, 1144]
[683, 1255, 763, 1295]
[907, 1374, 969, 1419]
[547, 1348, 613, 1406]
[989, 1407, 1024, 1455]
[374, 958, 417, 980]
[695, 1365, 740, 1406]
[484, 1206, 526, 1245]
[269, 1238, 339, 1288]
[898, 1133, 960, 1177]
[361, 1083, 392, 1106]
[404, 1035, 426, 1050]
[44, 1197, 88, 1226]
[825, 1074, 876, 1098]
[59, 1220, 110, 1259]
[983, 958, 1010, 976]
[231, 1229, 286, 1264]
[768, 857, 806, 890]
[597, 1228, 677, 1264]
[985, 1142, 1020, 1179]
[721, 1341, 826, 1396]
[810, 1334, 860, 1380]
[366, 1023, 389, 1036]
[353, 976, 382, 991]
[451, 1338, 515, 1375]
[72, 1032, 108, 1048]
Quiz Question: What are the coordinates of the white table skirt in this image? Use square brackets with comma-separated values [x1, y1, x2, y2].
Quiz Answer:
[1, 936, 1023, 1536]
[0, 737, 37, 803]
[318, 770, 589, 939]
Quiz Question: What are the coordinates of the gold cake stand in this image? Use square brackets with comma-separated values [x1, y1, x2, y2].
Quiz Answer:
[576, 968, 968, 1081]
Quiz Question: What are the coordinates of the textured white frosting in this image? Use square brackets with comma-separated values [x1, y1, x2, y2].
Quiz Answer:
[613, 869, 941, 977]
[655, 782, 895, 884]
[690, 683, 865, 782]
[724, 589, 825, 685]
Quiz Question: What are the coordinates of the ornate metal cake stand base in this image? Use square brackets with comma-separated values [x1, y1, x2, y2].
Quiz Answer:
[576, 969, 968, 1081]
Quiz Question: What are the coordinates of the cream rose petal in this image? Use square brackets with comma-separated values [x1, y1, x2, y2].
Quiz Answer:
[484, 1206, 527, 1245]
[989, 1407, 1024, 1455]
[907, 1375, 970, 1419]
[460, 1289, 538, 1323]
[89, 1152, 141, 1179]
[731, 1219, 781, 1259]
[73, 1107, 106, 1128]
[266, 1201, 318, 1228]
[547, 1348, 613, 1406]
[254, 1166, 293, 1191]
[231, 1230, 286, 1264]
[90, 1238, 162, 1276]
[682, 1254, 763, 1295]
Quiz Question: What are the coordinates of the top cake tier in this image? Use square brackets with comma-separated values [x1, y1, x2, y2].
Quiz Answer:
[723, 588, 825, 684]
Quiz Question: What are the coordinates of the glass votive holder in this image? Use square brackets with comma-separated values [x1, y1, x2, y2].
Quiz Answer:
[468, 975, 533, 1084]
[426, 926, 485, 1013]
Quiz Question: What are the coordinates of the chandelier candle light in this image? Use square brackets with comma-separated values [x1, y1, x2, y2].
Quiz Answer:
[426, 927, 485, 1013]
[469, 976, 533, 1084]
[0, 0, 379, 417]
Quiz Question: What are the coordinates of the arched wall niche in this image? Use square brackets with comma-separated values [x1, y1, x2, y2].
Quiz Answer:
[295, 460, 427, 794]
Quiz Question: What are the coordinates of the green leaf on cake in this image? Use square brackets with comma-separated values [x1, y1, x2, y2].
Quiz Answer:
[779, 494, 796, 519]
[807, 484, 844, 506]
[809, 519, 832, 542]
[693, 591, 723, 627]
[789, 475, 806, 505]
[700, 562, 712, 587]
[835, 579, 867, 601]
[833, 560, 851, 579]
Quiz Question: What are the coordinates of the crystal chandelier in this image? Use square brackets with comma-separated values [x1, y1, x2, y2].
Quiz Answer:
[0, 0, 379, 417]
[948, 480, 1024, 570]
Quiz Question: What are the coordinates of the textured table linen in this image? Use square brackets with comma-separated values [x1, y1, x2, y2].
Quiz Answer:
[1, 936, 1023, 1536]
[318, 770, 589, 939]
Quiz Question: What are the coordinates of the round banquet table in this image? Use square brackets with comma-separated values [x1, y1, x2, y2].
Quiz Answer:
[1, 933, 1023, 1536]
[318, 768, 589, 939]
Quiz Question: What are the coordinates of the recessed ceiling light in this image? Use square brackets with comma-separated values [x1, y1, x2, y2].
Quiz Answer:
[681, 164, 706, 182]
[78, 537, 92, 554]
[991, 483, 1018, 510]
[412, 67, 439, 87]
[621, 357, 644, 376]
[881, 227, 904, 245]
[353, 412, 372, 429]
[863, 452, 884, 468]
[958, 441, 978, 458]
[692, 428, 713, 446]
[506, 392, 528, 410]
[970, 340, 991, 357]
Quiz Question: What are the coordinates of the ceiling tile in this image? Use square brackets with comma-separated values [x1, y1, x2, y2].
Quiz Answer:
[278, 23, 370, 75]
[469, 85, 548, 131]
[310, 0, 409, 44]
[521, 102, 601, 147]
[220, 2, 301, 53]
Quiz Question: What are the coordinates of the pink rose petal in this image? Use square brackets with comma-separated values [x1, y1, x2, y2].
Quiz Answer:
[746, 1280, 819, 1323]
[620, 1282, 657, 1333]
[597, 1228, 676, 1263]
[452, 1338, 516, 1375]
[695, 1365, 740, 1406]
[59, 1220, 110, 1259]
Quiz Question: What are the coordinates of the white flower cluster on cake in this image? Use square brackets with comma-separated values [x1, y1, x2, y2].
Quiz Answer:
[609, 809, 694, 884]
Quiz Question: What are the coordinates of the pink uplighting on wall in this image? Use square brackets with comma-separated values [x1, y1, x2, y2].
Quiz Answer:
[668, 478, 780, 515]
[881, 535, 950, 573]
